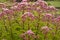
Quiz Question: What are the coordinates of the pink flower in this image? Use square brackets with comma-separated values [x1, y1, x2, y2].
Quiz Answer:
[36, 1, 48, 12]
[26, 7, 32, 12]
[21, 12, 35, 21]
[17, 2, 28, 9]
[32, 3, 38, 10]
[42, 13, 54, 22]
[11, 6, 17, 11]
[32, 2, 39, 7]
[26, 3, 31, 6]
[45, 14, 53, 18]
[21, 14, 27, 21]
[2, 8, 14, 15]
[25, 3, 32, 12]
[25, 30, 34, 35]
[53, 16, 60, 25]
[47, 6, 58, 11]
[22, 0, 27, 2]
[41, 26, 50, 34]
[10, 6, 21, 11]
[36, 7, 42, 13]
[2, 8, 11, 14]
[38, 1, 48, 8]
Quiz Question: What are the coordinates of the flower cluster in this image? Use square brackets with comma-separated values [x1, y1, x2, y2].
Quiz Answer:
[20, 29, 36, 40]
[21, 12, 35, 21]
[0, 0, 60, 40]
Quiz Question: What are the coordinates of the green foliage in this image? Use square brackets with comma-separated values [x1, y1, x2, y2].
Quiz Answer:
[47, 1, 60, 7]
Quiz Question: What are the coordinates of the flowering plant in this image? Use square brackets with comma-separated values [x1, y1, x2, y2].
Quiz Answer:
[0, 0, 60, 40]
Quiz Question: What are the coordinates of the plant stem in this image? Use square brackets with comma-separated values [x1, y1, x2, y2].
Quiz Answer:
[35, 13, 40, 40]
[13, 11, 20, 26]
[52, 24, 58, 40]
[28, 19, 30, 30]
[7, 14, 13, 40]
[44, 33, 48, 40]
[0, 26, 2, 38]
[46, 21, 49, 27]
[22, 7, 24, 33]
[2, 15, 8, 31]
[22, 8, 25, 30]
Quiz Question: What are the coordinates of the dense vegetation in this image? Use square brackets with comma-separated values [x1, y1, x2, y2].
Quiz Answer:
[0, 0, 60, 40]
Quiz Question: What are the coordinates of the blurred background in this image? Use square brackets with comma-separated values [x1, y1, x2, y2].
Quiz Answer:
[0, 0, 60, 11]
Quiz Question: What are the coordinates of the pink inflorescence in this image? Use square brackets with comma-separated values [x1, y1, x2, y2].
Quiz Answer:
[47, 6, 58, 11]
[42, 13, 54, 22]
[0, 0, 59, 40]
[41, 26, 50, 34]
[53, 16, 60, 24]
[2, 8, 14, 15]
[25, 29, 35, 35]
[21, 12, 35, 21]
[22, 0, 28, 2]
